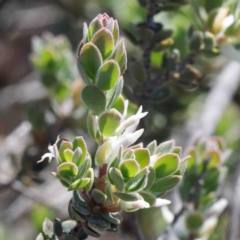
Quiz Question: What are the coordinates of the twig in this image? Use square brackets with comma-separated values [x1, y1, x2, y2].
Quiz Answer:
[171, 158, 210, 225]
[158, 158, 210, 240]
[143, 0, 156, 83]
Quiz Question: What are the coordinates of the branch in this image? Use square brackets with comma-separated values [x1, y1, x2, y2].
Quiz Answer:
[157, 158, 210, 240]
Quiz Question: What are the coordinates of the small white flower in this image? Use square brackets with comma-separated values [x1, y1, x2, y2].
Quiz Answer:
[119, 199, 150, 212]
[38, 136, 60, 163]
[153, 198, 171, 207]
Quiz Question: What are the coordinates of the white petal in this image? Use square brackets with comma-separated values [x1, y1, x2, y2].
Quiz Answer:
[38, 153, 54, 163]
[117, 112, 148, 134]
[116, 129, 144, 150]
[153, 198, 171, 207]
[119, 199, 150, 212]
[95, 140, 113, 166]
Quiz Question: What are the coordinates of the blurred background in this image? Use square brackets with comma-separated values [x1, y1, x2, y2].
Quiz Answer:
[0, 0, 240, 239]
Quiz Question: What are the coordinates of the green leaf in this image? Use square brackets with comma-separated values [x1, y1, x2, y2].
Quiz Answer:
[108, 147, 123, 184]
[68, 178, 90, 191]
[87, 111, 96, 140]
[83, 226, 101, 238]
[53, 218, 62, 238]
[150, 175, 182, 193]
[92, 28, 114, 60]
[100, 212, 122, 225]
[59, 141, 72, 163]
[73, 137, 87, 163]
[119, 160, 140, 179]
[173, 147, 182, 157]
[204, 150, 220, 168]
[106, 76, 123, 108]
[88, 18, 103, 40]
[186, 147, 197, 169]
[88, 214, 111, 231]
[111, 95, 125, 114]
[72, 202, 90, 216]
[146, 140, 157, 155]
[81, 85, 106, 115]
[129, 60, 146, 83]
[80, 42, 102, 80]
[176, 158, 188, 175]
[112, 39, 127, 74]
[203, 32, 215, 51]
[156, 140, 175, 155]
[143, 166, 155, 190]
[76, 156, 91, 179]
[63, 149, 73, 162]
[125, 168, 148, 192]
[123, 149, 135, 160]
[77, 60, 90, 85]
[85, 168, 94, 191]
[139, 191, 156, 206]
[98, 109, 121, 137]
[72, 148, 82, 167]
[57, 162, 78, 179]
[105, 181, 115, 203]
[150, 86, 173, 102]
[113, 192, 138, 201]
[110, 168, 124, 191]
[134, 149, 150, 169]
[112, 20, 119, 44]
[154, 153, 179, 179]
[96, 60, 120, 91]
[185, 212, 203, 231]
[203, 168, 220, 193]
[91, 189, 107, 203]
[190, 31, 203, 51]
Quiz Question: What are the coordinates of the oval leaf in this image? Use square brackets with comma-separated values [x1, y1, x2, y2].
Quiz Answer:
[80, 42, 102, 80]
[110, 168, 124, 191]
[134, 148, 150, 169]
[92, 28, 114, 60]
[112, 39, 127, 74]
[99, 109, 121, 137]
[125, 168, 148, 192]
[59, 141, 72, 163]
[154, 153, 179, 179]
[150, 175, 182, 193]
[57, 162, 78, 178]
[96, 60, 120, 91]
[91, 189, 107, 204]
[113, 192, 139, 201]
[69, 178, 90, 191]
[119, 159, 140, 179]
[156, 140, 175, 154]
[81, 85, 106, 115]
[73, 137, 87, 163]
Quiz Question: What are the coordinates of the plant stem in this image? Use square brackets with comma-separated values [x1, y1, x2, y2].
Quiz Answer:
[172, 157, 210, 225]
[99, 164, 108, 178]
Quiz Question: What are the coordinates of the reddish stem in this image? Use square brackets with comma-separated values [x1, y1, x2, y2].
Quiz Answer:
[188, 233, 195, 240]
[99, 164, 108, 178]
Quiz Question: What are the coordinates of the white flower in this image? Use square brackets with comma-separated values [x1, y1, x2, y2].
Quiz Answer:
[38, 136, 60, 163]
[153, 198, 171, 207]
[119, 199, 150, 212]
[95, 104, 148, 166]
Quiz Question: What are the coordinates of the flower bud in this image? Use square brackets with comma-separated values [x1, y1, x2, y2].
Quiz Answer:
[78, 13, 127, 88]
